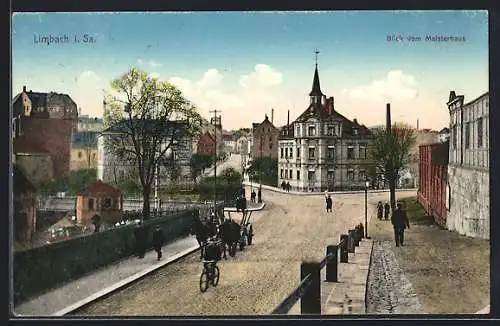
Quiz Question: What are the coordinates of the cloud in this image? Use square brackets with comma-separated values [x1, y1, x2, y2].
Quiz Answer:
[239, 64, 283, 88]
[342, 70, 419, 102]
[196, 68, 223, 89]
[75, 70, 101, 84]
[137, 59, 162, 68]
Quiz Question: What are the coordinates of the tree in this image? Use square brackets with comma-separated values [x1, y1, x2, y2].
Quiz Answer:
[189, 154, 213, 184]
[102, 68, 203, 221]
[247, 157, 278, 187]
[369, 122, 416, 212]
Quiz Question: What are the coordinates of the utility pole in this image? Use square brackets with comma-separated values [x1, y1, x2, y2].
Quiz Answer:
[210, 109, 222, 219]
[258, 136, 263, 203]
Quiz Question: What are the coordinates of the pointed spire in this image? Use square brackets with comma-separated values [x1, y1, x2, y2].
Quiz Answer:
[309, 49, 324, 97]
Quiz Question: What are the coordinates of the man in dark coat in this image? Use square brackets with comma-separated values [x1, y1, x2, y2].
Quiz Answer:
[391, 203, 410, 247]
[384, 202, 390, 220]
[377, 201, 383, 220]
[153, 225, 166, 261]
[251, 190, 256, 203]
[326, 195, 333, 212]
[286, 182, 291, 192]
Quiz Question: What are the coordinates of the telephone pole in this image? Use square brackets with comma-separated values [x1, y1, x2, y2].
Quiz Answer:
[209, 110, 222, 219]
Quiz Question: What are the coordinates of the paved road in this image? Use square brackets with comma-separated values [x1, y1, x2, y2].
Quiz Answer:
[74, 188, 416, 316]
[204, 154, 243, 177]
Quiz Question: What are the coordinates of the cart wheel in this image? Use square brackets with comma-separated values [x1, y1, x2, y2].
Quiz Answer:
[239, 239, 245, 250]
[247, 226, 253, 245]
[211, 266, 220, 286]
[199, 269, 209, 292]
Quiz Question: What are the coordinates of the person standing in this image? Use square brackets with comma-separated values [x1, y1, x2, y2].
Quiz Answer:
[377, 201, 383, 220]
[153, 225, 166, 261]
[326, 195, 333, 212]
[384, 202, 390, 220]
[391, 203, 410, 246]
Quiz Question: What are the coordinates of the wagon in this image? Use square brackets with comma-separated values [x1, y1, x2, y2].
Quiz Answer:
[223, 207, 256, 250]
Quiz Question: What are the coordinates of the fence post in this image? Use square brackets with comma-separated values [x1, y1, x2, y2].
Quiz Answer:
[326, 245, 338, 282]
[300, 261, 321, 314]
[340, 235, 348, 263]
[347, 230, 355, 253]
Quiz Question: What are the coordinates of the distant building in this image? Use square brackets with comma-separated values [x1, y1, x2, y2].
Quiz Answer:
[12, 86, 78, 179]
[438, 127, 450, 143]
[447, 91, 489, 239]
[13, 166, 37, 247]
[278, 63, 374, 192]
[406, 129, 441, 191]
[196, 132, 216, 157]
[71, 131, 98, 171]
[76, 180, 123, 226]
[222, 133, 236, 153]
[77, 115, 104, 131]
[251, 115, 280, 160]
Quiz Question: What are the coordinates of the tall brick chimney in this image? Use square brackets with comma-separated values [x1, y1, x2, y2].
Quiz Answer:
[287, 110, 290, 135]
[386, 103, 392, 131]
[271, 108, 274, 124]
[22, 86, 26, 93]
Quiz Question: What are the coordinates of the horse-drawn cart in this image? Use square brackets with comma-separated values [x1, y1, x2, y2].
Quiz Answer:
[223, 206, 256, 251]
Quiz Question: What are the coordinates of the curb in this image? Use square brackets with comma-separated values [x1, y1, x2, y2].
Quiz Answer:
[223, 202, 266, 212]
[51, 245, 200, 316]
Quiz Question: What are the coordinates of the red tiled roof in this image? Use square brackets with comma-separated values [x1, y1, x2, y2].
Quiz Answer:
[76, 180, 121, 196]
[13, 136, 51, 154]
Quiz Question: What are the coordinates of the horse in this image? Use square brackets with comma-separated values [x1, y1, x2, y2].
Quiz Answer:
[217, 218, 241, 259]
[190, 217, 215, 260]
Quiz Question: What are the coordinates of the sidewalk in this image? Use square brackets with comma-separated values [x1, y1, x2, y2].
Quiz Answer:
[14, 236, 200, 317]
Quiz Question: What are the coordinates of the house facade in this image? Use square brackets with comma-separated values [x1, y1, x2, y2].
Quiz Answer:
[196, 131, 216, 157]
[447, 91, 489, 239]
[77, 115, 104, 131]
[70, 131, 98, 171]
[251, 115, 280, 160]
[278, 64, 374, 192]
[76, 180, 123, 226]
[12, 86, 78, 179]
[222, 133, 236, 153]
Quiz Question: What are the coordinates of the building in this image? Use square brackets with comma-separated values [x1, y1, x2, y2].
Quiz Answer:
[251, 115, 280, 160]
[71, 131, 99, 171]
[418, 142, 449, 227]
[12, 86, 78, 179]
[278, 63, 374, 192]
[13, 166, 38, 248]
[196, 132, 216, 157]
[446, 91, 489, 239]
[406, 129, 441, 191]
[97, 119, 193, 189]
[76, 180, 123, 226]
[222, 133, 236, 153]
[77, 115, 104, 131]
[13, 135, 54, 185]
[438, 127, 450, 143]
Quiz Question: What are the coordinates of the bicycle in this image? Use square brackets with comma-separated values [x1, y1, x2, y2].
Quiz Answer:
[199, 260, 220, 292]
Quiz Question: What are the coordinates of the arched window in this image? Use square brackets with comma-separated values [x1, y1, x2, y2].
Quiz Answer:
[88, 198, 94, 210]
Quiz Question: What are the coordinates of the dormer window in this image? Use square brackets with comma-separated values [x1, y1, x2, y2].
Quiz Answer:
[327, 126, 335, 136]
[308, 126, 316, 136]
[353, 128, 359, 136]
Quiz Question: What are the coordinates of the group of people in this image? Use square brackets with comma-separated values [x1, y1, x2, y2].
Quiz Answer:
[280, 181, 291, 192]
[134, 223, 167, 261]
[377, 201, 410, 247]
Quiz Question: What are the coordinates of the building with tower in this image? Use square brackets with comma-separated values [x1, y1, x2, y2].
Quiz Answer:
[278, 53, 374, 192]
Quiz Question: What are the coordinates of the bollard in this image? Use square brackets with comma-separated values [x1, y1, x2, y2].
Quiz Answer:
[340, 235, 348, 263]
[347, 230, 355, 253]
[326, 245, 338, 282]
[300, 261, 321, 314]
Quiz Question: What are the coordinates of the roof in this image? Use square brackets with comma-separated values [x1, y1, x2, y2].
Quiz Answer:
[309, 65, 324, 97]
[13, 135, 51, 154]
[439, 127, 450, 134]
[76, 180, 121, 196]
[12, 88, 78, 117]
[72, 131, 98, 149]
[222, 134, 234, 141]
[13, 165, 37, 194]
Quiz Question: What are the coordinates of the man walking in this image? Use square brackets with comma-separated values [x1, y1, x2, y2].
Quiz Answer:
[377, 201, 383, 220]
[391, 203, 410, 247]
[153, 225, 166, 261]
[384, 202, 390, 220]
[326, 195, 333, 212]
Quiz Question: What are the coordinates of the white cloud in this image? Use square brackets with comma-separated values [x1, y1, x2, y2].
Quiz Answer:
[196, 69, 223, 89]
[342, 70, 419, 102]
[239, 64, 283, 88]
[137, 59, 162, 68]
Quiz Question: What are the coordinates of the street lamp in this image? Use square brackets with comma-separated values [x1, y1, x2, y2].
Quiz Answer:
[365, 179, 370, 238]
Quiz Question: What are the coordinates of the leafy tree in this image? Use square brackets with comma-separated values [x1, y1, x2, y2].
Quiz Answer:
[248, 157, 278, 187]
[189, 154, 213, 184]
[38, 169, 97, 196]
[369, 122, 416, 211]
[102, 68, 203, 220]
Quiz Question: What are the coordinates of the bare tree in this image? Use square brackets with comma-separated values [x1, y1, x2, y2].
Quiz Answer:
[369, 122, 416, 212]
[102, 68, 202, 220]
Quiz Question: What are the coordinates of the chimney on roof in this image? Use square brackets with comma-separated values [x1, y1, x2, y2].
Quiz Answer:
[287, 110, 290, 135]
[271, 108, 274, 124]
[386, 103, 392, 131]
[22, 86, 26, 93]
[353, 118, 358, 125]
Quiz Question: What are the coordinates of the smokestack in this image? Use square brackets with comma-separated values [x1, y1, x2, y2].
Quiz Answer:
[22, 86, 26, 93]
[287, 110, 290, 135]
[386, 103, 392, 131]
[417, 119, 419, 130]
[271, 108, 274, 124]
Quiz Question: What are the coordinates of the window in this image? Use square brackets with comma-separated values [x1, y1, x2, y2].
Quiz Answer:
[309, 147, 315, 159]
[297, 148, 300, 158]
[359, 170, 366, 181]
[308, 171, 315, 181]
[269, 137, 273, 149]
[327, 147, 335, 159]
[452, 125, 457, 149]
[289, 169, 293, 179]
[327, 126, 335, 136]
[280, 169, 284, 178]
[347, 170, 354, 181]
[478, 118, 483, 147]
[289, 148, 293, 158]
[465, 122, 470, 149]
[297, 170, 300, 180]
[284, 170, 288, 178]
[296, 126, 300, 136]
[78, 151, 82, 159]
[280, 148, 284, 158]
[347, 147, 354, 159]
[88, 198, 94, 210]
[119, 170, 125, 181]
[359, 145, 367, 159]
[353, 129, 359, 135]
[308, 126, 316, 136]
[327, 171, 335, 180]
[104, 198, 112, 209]
[285, 148, 288, 158]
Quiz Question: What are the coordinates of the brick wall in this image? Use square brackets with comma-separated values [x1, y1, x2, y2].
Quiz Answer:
[15, 154, 54, 185]
[21, 117, 74, 179]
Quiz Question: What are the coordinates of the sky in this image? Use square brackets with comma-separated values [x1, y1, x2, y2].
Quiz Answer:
[12, 11, 488, 131]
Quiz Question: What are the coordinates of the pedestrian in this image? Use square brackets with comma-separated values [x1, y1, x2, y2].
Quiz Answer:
[326, 195, 333, 212]
[377, 201, 383, 220]
[384, 202, 390, 220]
[391, 202, 410, 247]
[251, 190, 256, 203]
[153, 225, 166, 261]
[286, 182, 291, 192]
[324, 190, 329, 200]
[281, 181, 286, 190]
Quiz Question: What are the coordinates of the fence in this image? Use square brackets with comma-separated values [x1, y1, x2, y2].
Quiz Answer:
[271, 223, 365, 314]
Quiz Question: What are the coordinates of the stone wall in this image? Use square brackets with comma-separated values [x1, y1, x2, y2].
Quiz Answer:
[447, 165, 489, 239]
[15, 154, 54, 185]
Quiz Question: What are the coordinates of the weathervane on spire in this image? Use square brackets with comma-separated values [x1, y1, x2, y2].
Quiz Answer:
[314, 49, 320, 67]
